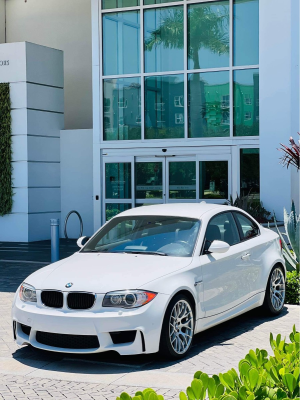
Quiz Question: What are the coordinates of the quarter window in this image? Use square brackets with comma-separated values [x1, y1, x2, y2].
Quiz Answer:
[204, 212, 240, 253]
[233, 212, 259, 241]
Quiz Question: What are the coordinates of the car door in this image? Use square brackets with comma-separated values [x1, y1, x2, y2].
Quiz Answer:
[232, 211, 263, 296]
[201, 211, 255, 317]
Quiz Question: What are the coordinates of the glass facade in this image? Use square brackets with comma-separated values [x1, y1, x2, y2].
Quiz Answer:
[188, 71, 230, 138]
[145, 74, 184, 139]
[234, 69, 259, 136]
[101, 0, 259, 141]
[103, 78, 141, 140]
[199, 161, 228, 199]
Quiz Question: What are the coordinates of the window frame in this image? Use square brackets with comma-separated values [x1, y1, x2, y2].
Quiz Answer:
[200, 210, 241, 255]
[232, 210, 260, 242]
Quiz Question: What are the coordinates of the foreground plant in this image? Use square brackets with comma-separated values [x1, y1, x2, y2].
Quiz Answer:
[117, 326, 300, 400]
[274, 201, 300, 271]
[278, 134, 300, 170]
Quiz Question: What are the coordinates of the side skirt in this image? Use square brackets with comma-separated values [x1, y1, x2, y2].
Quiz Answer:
[195, 291, 265, 334]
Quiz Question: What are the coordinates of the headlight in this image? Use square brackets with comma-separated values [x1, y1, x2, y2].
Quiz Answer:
[19, 283, 37, 302]
[103, 290, 157, 309]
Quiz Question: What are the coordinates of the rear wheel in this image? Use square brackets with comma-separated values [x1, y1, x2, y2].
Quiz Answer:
[263, 266, 285, 315]
[159, 295, 194, 359]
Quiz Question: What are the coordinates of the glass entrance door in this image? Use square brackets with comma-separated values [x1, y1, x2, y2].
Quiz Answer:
[103, 154, 231, 221]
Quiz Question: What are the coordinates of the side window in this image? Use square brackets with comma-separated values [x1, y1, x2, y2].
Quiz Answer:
[233, 212, 259, 241]
[203, 212, 240, 253]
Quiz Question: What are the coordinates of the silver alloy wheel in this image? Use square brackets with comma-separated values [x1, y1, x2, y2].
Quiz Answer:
[169, 300, 194, 355]
[270, 267, 285, 311]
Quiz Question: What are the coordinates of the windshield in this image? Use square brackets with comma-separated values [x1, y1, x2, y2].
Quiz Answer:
[82, 215, 201, 257]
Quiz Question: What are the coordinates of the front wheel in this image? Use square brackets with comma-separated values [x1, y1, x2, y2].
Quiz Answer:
[263, 265, 285, 315]
[159, 295, 194, 359]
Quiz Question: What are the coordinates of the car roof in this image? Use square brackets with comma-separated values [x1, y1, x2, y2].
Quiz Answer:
[116, 202, 233, 220]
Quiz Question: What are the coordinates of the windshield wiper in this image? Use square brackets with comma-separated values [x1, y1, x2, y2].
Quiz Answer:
[122, 250, 167, 256]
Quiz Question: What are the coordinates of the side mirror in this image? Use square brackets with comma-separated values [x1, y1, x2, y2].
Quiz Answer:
[208, 240, 230, 254]
[77, 236, 90, 248]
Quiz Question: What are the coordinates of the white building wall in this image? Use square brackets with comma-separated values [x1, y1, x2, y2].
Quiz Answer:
[60, 129, 94, 239]
[0, 42, 64, 242]
[2, 0, 92, 131]
[260, 0, 299, 220]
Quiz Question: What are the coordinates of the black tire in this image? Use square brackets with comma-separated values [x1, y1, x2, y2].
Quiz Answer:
[263, 265, 285, 315]
[159, 294, 195, 359]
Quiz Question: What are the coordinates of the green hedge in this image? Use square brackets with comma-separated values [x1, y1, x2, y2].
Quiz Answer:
[0, 83, 13, 216]
[117, 325, 300, 400]
[286, 270, 300, 305]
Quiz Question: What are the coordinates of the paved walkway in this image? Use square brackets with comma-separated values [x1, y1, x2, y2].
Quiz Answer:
[0, 260, 299, 400]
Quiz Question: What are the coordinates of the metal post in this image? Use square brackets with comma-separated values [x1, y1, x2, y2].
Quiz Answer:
[50, 219, 60, 263]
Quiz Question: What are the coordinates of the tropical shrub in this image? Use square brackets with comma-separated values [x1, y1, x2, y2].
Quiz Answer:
[278, 134, 300, 170]
[274, 201, 300, 271]
[225, 193, 272, 223]
[286, 270, 300, 305]
[117, 326, 300, 400]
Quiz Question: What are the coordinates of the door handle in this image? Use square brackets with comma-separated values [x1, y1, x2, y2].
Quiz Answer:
[241, 253, 251, 260]
[194, 280, 203, 287]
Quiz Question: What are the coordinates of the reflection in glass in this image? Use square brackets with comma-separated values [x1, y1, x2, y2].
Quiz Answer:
[135, 162, 163, 199]
[105, 163, 132, 199]
[240, 148, 259, 198]
[234, 0, 259, 66]
[104, 78, 141, 140]
[105, 203, 132, 221]
[145, 74, 184, 139]
[199, 161, 228, 199]
[103, 11, 140, 75]
[144, 6, 183, 73]
[169, 161, 196, 199]
[234, 69, 259, 136]
[188, 71, 229, 138]
[188, 2, 229, 70]
[102, 0, 139, 9]
[144, 0, 180, 4]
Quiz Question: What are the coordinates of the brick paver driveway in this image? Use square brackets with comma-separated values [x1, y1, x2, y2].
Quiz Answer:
[0, 260, 299, 400]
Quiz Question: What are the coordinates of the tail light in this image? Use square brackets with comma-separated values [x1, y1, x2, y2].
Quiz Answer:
[279, 239, 283, 251]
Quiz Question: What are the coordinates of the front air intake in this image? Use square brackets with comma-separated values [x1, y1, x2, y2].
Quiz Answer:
[36, 331, 99, 349]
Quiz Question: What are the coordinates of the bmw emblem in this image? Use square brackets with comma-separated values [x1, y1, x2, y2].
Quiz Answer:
[65, 282, 73, 288]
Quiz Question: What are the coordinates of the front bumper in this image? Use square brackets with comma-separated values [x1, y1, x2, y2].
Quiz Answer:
[12, 291, 169, 355]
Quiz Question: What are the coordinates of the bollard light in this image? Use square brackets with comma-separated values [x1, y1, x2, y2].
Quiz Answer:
[50, 219, 60, 263]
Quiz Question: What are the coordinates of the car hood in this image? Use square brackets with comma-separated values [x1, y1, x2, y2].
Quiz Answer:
[25, 253, 192, 293]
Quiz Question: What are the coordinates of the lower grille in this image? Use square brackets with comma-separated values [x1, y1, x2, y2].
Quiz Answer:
[67, 292, 95, 310]
[110, 330, 137, 344]
[21, 324, 31, 336]
[36, 331, 100, 349]
[41, 291, 63, 308]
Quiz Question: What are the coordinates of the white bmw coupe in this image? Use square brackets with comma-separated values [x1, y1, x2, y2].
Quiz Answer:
[12, 203, 286, 359]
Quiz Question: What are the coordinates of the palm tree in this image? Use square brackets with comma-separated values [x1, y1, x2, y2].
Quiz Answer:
[145, 4, 229, 137]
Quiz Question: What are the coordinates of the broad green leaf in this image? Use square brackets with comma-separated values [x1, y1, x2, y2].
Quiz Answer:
[240, 362, 251, 378]
[270, 366, 280, 383]
[148, 393, 158, 400]
[293, 367, 300, 381]
[249, 350, 258, 367]
[238, 386, 248, 400]
[200, 373, 209, 390]
[219, 373, 234, 390]
[276, 388, 287, 400]
[135, 392, 143, 398]
[208, 378, 216, 399]
[248, 368, 259, 391]
[120, 393, 132, 400]
[213, 375, 220, 386]
[228, 391, 238, 399]
[293, 325, 296, 335]
[191, 379, 203, 399]
[282, 373, 297, 394]
[157, 396, 164, 400]
[194, 371, 203, 379]
[276, 334, 282, 347]
[133, 397, 142, 400]
[222, 396, 237, 400]
[187, 387, 196, 400]
[246, 394, 255, 400]
[179, 392, 188, 400]
[294, 332, 300, 343]
[215, 384, 224, 398]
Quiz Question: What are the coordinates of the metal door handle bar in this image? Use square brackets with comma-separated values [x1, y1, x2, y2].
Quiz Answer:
[64, 210, 83, 239]
[241, 253, 251, 260]
[194, 280, 203, 286]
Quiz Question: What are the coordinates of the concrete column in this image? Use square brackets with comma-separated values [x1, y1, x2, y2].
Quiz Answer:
[0, 42, 64, 241]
